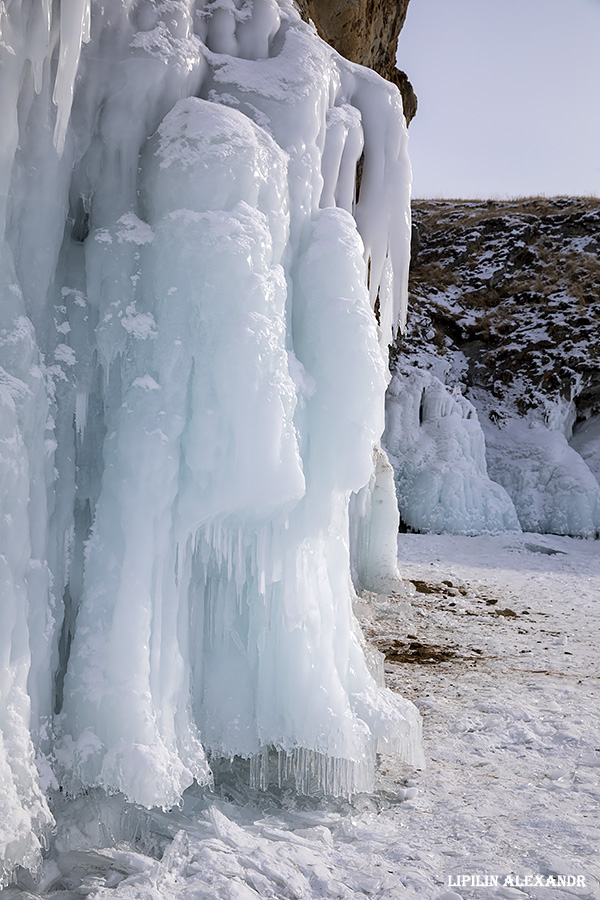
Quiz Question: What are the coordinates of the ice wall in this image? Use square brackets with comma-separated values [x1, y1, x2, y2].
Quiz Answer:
[0, 0, 420, 878]
[483, 417, 600, 538]
[384, 363, 600, 539]
[384, 367, 520, 535]
[570, 415, 600, 486]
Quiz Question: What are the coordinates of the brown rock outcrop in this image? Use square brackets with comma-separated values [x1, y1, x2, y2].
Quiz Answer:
[295, 0, 417, 123]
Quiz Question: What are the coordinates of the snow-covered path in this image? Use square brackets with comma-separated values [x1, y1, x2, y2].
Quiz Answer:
[8, 534, 600, 900]
[372, 533, 600, 899]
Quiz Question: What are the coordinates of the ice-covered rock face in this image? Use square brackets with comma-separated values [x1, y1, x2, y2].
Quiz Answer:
[384, 367, 520, 535]
[483, 418, 600, 538]
[0, 0, 420, 878]
[571, 415, 600, 485]
[393, 198, 600, 539]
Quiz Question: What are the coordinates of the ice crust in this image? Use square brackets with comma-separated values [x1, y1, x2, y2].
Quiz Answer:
[0, 0, 420, 877]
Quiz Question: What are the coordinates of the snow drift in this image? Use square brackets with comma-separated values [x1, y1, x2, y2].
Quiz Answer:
[0, 0, 422, 879]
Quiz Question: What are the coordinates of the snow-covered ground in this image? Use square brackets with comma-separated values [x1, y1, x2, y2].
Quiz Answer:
[8, 532, 599, 900]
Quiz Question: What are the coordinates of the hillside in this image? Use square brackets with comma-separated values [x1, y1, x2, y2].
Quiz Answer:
[385, 197, 600, 537]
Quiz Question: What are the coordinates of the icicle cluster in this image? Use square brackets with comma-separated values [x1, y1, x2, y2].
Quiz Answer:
[0, 0, 420, 878]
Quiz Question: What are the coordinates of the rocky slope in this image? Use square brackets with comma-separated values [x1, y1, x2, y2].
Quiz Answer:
[295, 0, 417, 122]
[386, 197, 600, 537]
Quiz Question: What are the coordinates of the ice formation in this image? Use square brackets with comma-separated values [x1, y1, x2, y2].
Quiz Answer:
[383, 361, 600, 539]
[483, 417, 600, 538]
[384, 367, 520, 534]
[570, 415, 600, 486]
[0, 0, 421, 879]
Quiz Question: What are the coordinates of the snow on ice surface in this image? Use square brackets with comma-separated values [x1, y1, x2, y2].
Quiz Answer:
[0, 0, 419, 880]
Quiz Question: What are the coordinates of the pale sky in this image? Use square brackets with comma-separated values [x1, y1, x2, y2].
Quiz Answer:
[396, 0, 600, 199]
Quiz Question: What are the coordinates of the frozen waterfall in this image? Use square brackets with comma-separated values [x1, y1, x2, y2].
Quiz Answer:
[0, 0, 422, 880]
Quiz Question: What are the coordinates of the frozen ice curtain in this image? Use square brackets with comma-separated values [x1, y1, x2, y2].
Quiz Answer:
[0, 0, 422, 878]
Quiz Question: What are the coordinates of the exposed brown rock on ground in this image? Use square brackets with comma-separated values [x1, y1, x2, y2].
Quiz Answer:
[295, 0, 417, 122]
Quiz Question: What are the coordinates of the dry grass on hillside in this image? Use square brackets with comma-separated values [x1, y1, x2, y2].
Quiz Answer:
[398, 196, 600, 418]
[411, 195, 600, 226]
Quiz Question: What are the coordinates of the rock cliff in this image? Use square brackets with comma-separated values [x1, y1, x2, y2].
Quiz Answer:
[296, 0, 417, 122]
[386, 197, 600, 537]
[403, 197, 600, 424]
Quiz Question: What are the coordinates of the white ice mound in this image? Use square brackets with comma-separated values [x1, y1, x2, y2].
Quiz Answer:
[0, 0, 421, 873]
[484, 419, 600, 537]
[384, 367, 521, 534]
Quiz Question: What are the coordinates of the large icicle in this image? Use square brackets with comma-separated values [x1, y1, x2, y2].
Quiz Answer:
[0, 0, 421, 876]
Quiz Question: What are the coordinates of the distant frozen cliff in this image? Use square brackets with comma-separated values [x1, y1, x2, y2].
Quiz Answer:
[384, 366, 520, 535]
[387, 198, 600, 538]
[0, 0, 423, 881]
